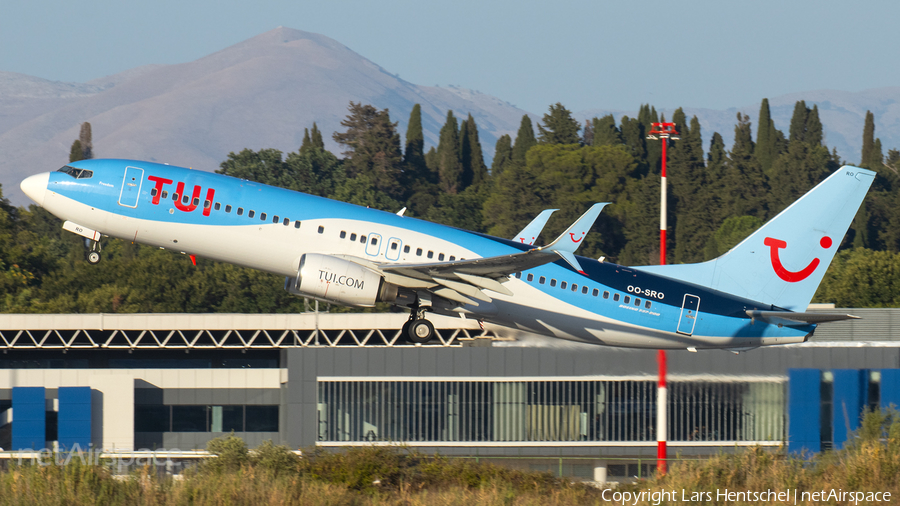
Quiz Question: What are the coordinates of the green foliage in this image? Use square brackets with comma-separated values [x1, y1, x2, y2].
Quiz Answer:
[511, 114, 536, 164]
[536, 102, 580, 145]
[591, 114, 623, 147]
[403, 104, 429, 183]
[814, 248, 900, 306]
[709, 215, 764, 256]
[437, 111, 462, 194]
[861, 110, 883, 169]
[204, 433, 250, 473]
[332, 102, 404, 200]
[490, 134, 513, 176]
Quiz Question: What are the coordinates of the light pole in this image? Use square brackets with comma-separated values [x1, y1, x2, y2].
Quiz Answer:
[647, 122, 678, 475]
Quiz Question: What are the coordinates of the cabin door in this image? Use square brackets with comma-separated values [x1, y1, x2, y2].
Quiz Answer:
[677, 294, 701, 335]
[118, 166, 144, 208]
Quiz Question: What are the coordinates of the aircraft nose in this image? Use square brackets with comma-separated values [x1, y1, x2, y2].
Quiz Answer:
[20, 172, 49, 206]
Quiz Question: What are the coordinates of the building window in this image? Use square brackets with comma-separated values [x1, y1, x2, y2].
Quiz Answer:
[245, 406, 279, 432]
[172, 405, 206, 432]
[134, 405, 169, 432]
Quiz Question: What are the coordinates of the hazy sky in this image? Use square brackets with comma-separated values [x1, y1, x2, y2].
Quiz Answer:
[3, 0, 898, 114]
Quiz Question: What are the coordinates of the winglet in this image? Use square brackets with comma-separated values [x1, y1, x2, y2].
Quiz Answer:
[513, 209, 557, 245]
[541, 203, 609, 272]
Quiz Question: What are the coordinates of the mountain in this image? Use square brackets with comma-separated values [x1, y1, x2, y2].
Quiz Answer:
[2, 27, 898, 205]
[577, 88, 900, 165]
[0, 28, 531, 204]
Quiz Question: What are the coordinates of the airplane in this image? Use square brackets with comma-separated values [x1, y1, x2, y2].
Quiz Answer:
[19, 159, 875, 350]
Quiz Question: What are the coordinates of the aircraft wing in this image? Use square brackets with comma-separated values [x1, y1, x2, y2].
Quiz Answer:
[745, 310, 860, 326]
[376, 203, 609, 305]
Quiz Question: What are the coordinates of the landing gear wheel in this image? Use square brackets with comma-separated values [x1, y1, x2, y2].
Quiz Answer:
[407, 319, 435, 344]
[401, 319, 414, 340]
[86, 250, 101, 265]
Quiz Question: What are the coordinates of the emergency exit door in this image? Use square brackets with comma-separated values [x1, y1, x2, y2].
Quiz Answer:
[677, 294, 700, 335]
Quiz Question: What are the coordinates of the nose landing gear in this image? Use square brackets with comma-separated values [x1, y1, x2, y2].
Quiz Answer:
[84, 238, 102, 265]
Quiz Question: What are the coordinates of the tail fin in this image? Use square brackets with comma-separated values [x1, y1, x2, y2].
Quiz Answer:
[636, 166, 875, 310]
[513, 209, 557, 245]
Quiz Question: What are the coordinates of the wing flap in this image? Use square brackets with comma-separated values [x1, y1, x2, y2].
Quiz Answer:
[746, 310, 860, 326]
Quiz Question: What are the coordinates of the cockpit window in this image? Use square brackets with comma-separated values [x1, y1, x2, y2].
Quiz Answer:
[57, 165, 93, 179]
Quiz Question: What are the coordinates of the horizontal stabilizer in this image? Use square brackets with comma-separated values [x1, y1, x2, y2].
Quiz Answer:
[745, 310, 860, 326]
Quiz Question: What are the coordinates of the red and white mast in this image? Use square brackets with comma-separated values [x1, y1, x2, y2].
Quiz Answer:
[647, 122, 678, 475]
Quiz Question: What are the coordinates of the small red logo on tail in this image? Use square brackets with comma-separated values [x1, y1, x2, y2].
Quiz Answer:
[764, 236, 831, 282]
[569, 232, 584, 243]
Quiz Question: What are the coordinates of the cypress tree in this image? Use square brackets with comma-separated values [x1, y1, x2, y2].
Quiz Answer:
[463, 113, 488, 187]
[805, 105, 823, 146]
[756, 98, 777, 174]
[69, 139, 84, 163]
[861, 110, 883, 168]
[311, 123, 324, 149]
[437, 111, 462, 194]
[536, 102, 581, 144]
[299, 128, 313, 154]
[404, 104, 429, 181]
[789, 101, 809, 143]
[511, 115, 536, 164]
[491, 134, 513, 176]
[459, 118, 472, 188]
[619, 116, 647, 173]
[332, 102, 404, 199]
[79, 122, 93, 160]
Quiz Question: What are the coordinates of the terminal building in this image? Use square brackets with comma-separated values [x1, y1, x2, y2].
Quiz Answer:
[1, 309, 899, 480]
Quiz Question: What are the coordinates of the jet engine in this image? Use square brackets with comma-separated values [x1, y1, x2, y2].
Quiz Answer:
[284, 253, 400, 307]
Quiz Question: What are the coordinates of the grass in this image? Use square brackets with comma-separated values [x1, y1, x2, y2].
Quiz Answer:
[1, 410, 899, 505]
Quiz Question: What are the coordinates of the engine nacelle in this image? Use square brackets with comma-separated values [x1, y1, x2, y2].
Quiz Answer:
[284, 253, 399, 307]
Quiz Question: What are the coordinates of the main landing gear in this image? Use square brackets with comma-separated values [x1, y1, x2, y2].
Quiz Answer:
[84, 238, 102, 265]
[402, 307, 435, 344]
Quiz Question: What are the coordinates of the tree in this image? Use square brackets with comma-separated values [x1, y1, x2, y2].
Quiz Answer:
[404, 104, 428, 182]
[332, 102, 403, 200]
[536, 103, 580, 144]
[436, 111, 462, 194]
[861, 110, 883, 169]
[458, 114, 488, 189]
[591, 115, 623, 147]
[755, 98, 781, 175]
[491, 134, 513, 176]
[68, 122, 93, 162]
[669, 114, 711, 263]
[814, 249, 900, 307]
[721, 113, 767, 220]
[511, 115, 536, 164]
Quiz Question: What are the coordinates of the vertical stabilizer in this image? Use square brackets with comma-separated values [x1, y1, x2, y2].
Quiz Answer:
[636, 166, 875, 310]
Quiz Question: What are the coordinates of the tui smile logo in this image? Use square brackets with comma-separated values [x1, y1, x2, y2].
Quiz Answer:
[764, 236, 832, 282]
[570, 232, 585, 243]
